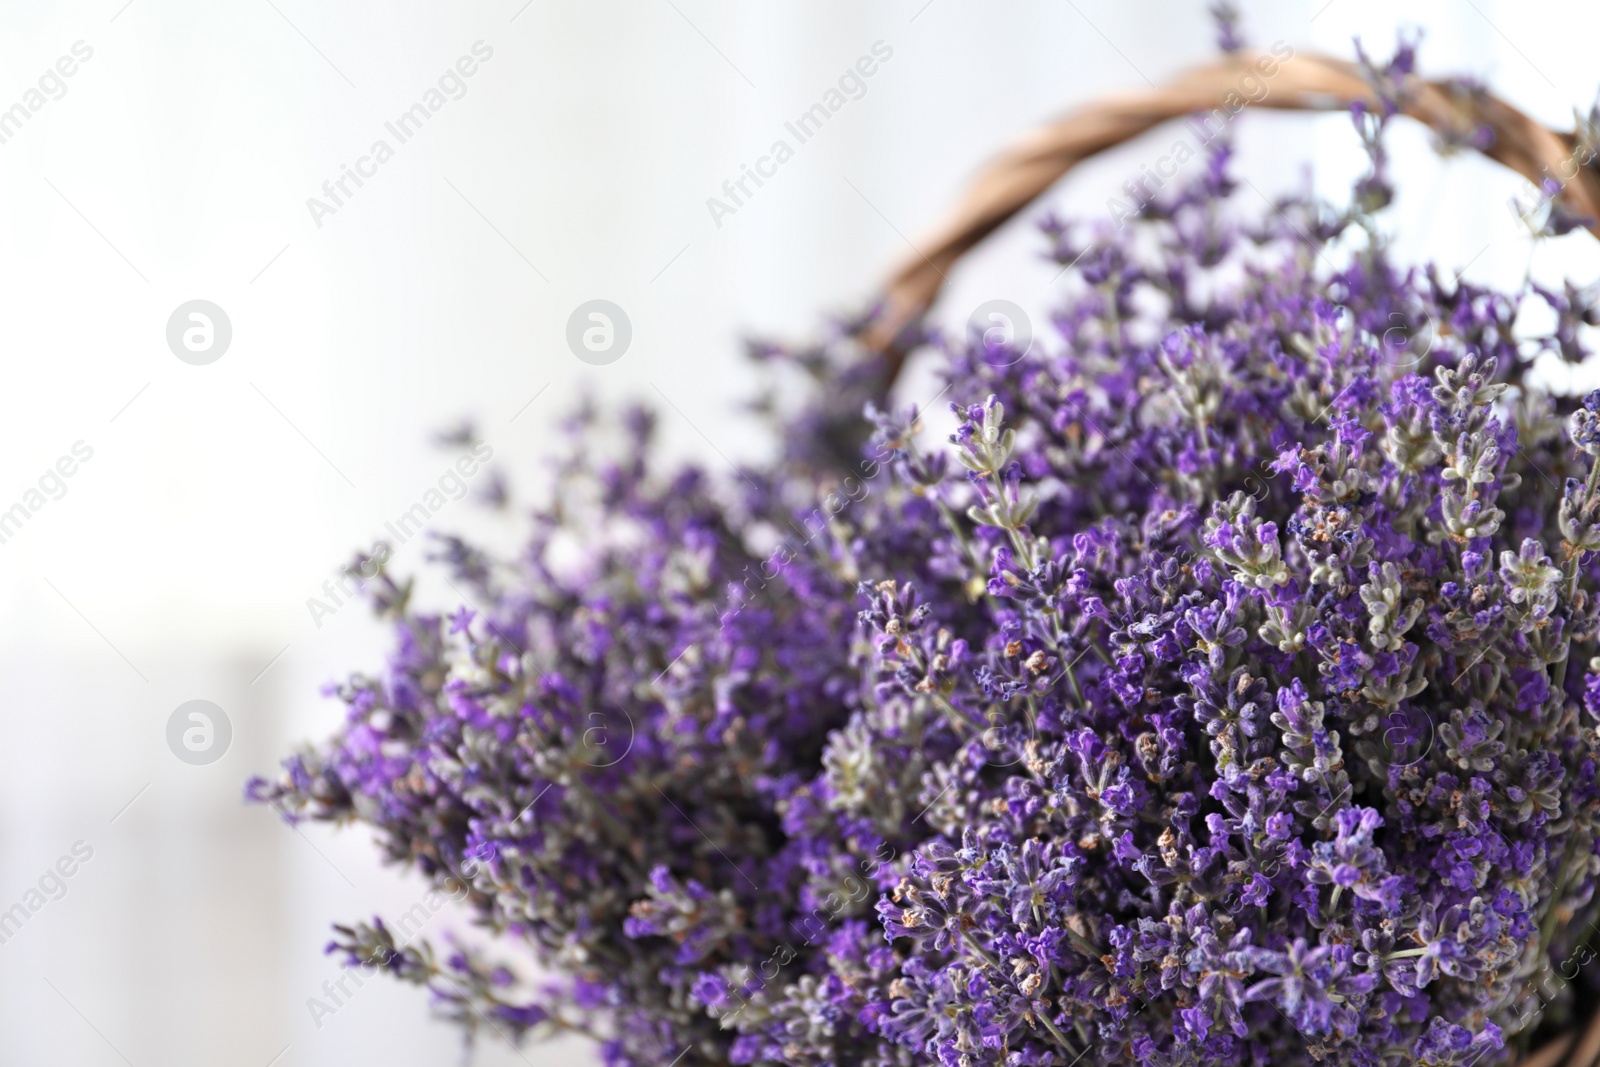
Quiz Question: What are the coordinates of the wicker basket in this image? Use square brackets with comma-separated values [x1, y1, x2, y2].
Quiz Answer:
[861, 47, 1600, 1067]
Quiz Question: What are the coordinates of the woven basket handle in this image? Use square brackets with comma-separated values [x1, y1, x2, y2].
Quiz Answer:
[862, 47, 1600, 386]
[859, 48, 1600, 1067]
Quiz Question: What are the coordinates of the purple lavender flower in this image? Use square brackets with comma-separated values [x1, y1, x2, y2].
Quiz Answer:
[249, 36, 1600, 1067]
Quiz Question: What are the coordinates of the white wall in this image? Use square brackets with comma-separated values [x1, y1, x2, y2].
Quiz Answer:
[0, 1, 1595, 1063]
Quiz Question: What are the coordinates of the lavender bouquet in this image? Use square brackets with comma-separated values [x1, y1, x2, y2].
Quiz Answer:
[251, 41, 1600, 1067]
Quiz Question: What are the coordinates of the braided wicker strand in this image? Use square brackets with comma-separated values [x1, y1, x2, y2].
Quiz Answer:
[863, 48, 1600, 1067]
[864, 48, 1600, 385]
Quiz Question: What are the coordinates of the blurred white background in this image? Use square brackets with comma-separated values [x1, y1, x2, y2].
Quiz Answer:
[0, 1, 1596, 1063]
